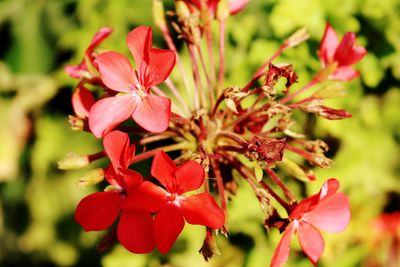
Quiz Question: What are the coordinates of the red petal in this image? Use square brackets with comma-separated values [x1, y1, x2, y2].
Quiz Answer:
[72, 84, 96, 118]
[318, 23, 339, 65]
[75, 191, 122, 231]
[95, 51, 135, 92]
[330, 66, 360, 81]
[180, 193, 225, 229]
[151, 151, 177, 192]
[334, 32, 366, 66]
[270, 222, 296, 267]
[174, 160, 205, 194]
[118, 168, 143, 191]
[88, 95, 138, 138]
[123, 181, 168, 213]
[103, 131, 132, 170]
[143, 48, 175, 88]
[132, 94, 171, 133]
[303, 192, 350, 233]
[117, 210, 155, 253]
[127, 26, 152, 86]
[298, 222, 324, 265]
[154, 203, 185, 254]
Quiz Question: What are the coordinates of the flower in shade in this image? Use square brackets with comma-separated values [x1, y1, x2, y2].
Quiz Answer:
[88, 26, 176, 137]
[75, 131, 160, 253]
[124, 151, 225, 253]
[318, 23, 367, 81]
[65, 27, 112, 79]
[271, 179, 350, 267]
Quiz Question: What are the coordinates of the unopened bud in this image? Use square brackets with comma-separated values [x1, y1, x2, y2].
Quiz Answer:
[310, 154, 334, 168]
[58, 153, 89, 170]
[286, 28, 309, 48]
[216, 0, 230, 22]
[68, 115, 85, 131]
[278, 157, 315, 182]
[176, 0, 191, 19]
[153, 0, 167, 31]
[312, 82, 346, 99]
[77, 168, 105, 187]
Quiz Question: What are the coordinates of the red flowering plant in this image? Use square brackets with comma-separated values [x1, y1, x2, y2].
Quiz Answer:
[61, 0, 366, 265]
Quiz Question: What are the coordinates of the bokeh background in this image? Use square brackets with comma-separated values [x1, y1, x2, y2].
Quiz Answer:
[0, 0, 399, 266]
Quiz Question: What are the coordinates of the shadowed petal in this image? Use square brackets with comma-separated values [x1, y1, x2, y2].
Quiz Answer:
[117, 210, 155, 253]
[181, 193, 225, 229]
[151, 151, 177, 192]
[175, 160, 205, 194]
[123, 181, 168, 213]
[86, 28, 112, 60]
[298, 222, 324, 265]
[155, 203, 185, 254]
[318, 23, 339, 65]
[270, 222, 296, 267]
[303, 192, 350, 233]
[89, 95, 138, 138]
[72, 85, 96, 118]
[118, 168, 143, 191]
[95, 51, 135, 92]
[132, 94, 171, 133]
[75, 191, 122, 231]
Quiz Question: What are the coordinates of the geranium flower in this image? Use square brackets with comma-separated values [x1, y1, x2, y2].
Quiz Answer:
[75, 131, 160, 253]
[183, 0, 249, 16]
[124, 151, 225, 253]
[271, 179, 350, 267]
[65, 27, 112, 79]
[88, 26, 176, 137]
[318, 23, 367, 81]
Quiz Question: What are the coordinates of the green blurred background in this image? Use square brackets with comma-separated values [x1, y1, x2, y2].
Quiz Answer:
[0, 0, 399, 266]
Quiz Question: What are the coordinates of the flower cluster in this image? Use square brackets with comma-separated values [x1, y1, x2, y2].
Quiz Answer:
[63, 1, 366, 266]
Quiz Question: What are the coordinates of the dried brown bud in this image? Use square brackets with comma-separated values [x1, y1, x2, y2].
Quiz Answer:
[299, 100, 352, 120]
[199, 230, 221, 261]
[246, 137, 286, 165]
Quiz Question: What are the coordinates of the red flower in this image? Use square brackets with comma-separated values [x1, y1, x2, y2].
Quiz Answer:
[124, 151, 225, 253]
[65, 27, 112, 79]
[229, 0, 250, 15]
[271, 179, 350, 267]
[183, 0, 249, 16]
[318, 23, 366, 81]
[75, 131, 160, 253]
[88, 26, 176, 137]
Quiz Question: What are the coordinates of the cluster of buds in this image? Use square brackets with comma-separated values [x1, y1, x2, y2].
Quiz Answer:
[62, 1, 366, 266]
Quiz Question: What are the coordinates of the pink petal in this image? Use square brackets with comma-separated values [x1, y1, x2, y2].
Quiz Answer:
[127, 26, 152, 85]
[318, 23, 339, 65]
[86, 27, 112, 60]
[174, 160, 205, 194]
[65, 63, 86, 79]
[103, 131, 132, 170]
[88, 94, 138, 138]
[72, 84, 96, 118]
[151, 151, 177, 192]
[270, 222, 296, 267]
[117, 210, 155, 253]
[154, 203, 185, 254]
[132, 94, 171, 133]
[123, 181, 168, 213]
[180, 193, 225, 229]
[75, 191, 122, 231]
[334, 32, 367, 66]
[229, 0, 250, 15]
[95, 51, 135, 92]
[143, 48, 176, 88]
[317, 178, 340, 200]
[302, 192, 350, 233]
[298, 222, 324, 265]
[330, 66, 360, 81]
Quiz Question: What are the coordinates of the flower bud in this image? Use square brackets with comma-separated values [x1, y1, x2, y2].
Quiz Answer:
[77, 168, 105, 187]
[153, 0, 167, 31]
[312, 81, 346, 99]
[286, 27, 309, 48]
[58, 153, 89, 170]
[278, 157, 315, 182]
[199, 230, 221, 261]
[216, 0, 230, 22]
